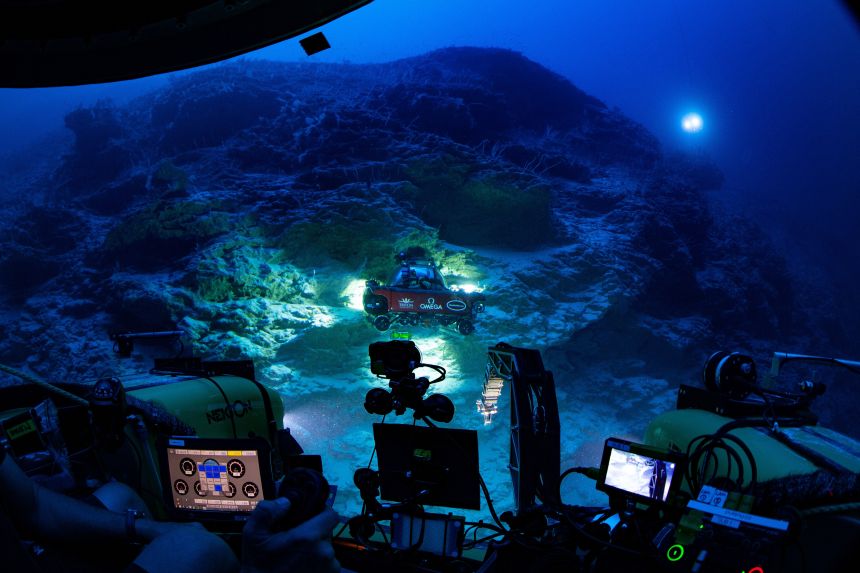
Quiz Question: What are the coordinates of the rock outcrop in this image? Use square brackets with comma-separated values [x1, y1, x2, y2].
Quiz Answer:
[0, 47, 845, 514]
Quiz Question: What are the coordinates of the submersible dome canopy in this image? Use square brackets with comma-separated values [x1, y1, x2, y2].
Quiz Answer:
[0, 0, 372, 87]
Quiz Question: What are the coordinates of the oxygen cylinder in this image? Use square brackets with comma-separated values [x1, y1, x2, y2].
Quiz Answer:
[645, 409, 860, 486]
[128, 375, 284, 440]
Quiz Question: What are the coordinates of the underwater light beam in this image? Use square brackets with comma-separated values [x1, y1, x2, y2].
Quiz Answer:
[343, 279, 368, 311]
[449, 283, 484, 294]
[681, 112, 704, 133]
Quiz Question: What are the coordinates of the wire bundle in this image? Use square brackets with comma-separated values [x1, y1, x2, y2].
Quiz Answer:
[685, 429, 758, 494]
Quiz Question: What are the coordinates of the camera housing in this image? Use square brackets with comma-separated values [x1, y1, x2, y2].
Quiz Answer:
[369, 341, 422, 379]
[363, 341, 451, 422]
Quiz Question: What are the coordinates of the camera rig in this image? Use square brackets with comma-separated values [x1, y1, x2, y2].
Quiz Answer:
[9, 333, 856, 572]
[334, 343, 860, 573]
[364, 340, 454, 423]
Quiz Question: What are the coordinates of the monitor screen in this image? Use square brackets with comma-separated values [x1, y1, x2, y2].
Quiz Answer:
[160, 437, 272, 516]
[597, 438, 684, 504]
[373, 423, 480, 510]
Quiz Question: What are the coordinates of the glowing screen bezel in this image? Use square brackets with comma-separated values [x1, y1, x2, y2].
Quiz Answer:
[596, 438, 685, 505]
[157, 436, 275, 522]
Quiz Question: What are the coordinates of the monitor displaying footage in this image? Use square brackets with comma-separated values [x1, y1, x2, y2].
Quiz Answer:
[597, 438, 684, 504]
[373, 423, 480, 510]
[160, 437, 273, 516]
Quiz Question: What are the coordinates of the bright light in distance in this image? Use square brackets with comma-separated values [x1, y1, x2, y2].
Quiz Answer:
[681, 112, 704, 133]
[342, 279, 367, 310]
[449, 283, 483, 294]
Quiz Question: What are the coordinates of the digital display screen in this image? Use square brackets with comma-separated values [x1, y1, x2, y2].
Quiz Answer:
[597, 438, 684, 504]
[164, 446, 265, 512]
[604, 447, 677, 502]
[373, 423, 481, 510]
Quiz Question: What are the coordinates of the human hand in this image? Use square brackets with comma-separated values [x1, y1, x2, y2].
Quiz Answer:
[241, 498, 340, 573]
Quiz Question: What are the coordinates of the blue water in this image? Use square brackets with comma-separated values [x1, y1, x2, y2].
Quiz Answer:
[2, 0, 858, 261]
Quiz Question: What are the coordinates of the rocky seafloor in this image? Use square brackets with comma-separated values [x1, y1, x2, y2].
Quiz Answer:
[0, 47, 853, 518]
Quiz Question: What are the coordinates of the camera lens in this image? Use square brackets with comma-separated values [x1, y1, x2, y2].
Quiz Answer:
[365, 388, 393, 416]
[419, 393, 455, 423]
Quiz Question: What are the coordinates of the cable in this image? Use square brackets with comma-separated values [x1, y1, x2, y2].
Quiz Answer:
[366, 445, 377, 468]
[686, 430, 758, 494]
[557, 466, 600, 505]
[126, 434, 145, 492]
[334, 519, 351, 539]
[462, 531, 507, 549]
[464, 521, 507, 535]
[554, 505, 653, 560]
[404, 505, 428, 552]
[685, 418, 782, 493]
[757, 389, 777, 427]
[478, 474, 507, 531]
[125, 437, 163, 507]
[0, 363, 88, 406]
[462, 522, 510, 549]
[353, 424, 399, 553]
[365, 414, 386, 469]
[416, 362, 446, 384]
[375, 521, 391, 547]
[421, 417, 508, 531]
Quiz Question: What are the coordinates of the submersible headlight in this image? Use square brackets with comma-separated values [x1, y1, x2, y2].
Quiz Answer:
[682, 112, 704, 133]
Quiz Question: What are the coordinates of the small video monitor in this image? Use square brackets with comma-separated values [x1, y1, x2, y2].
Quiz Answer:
[373, 423, 480, 510]
[596, 438, 685, 505]
[157, 436, 275, 522]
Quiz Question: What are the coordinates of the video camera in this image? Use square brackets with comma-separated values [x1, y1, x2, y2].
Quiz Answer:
[364, 340, 454, 423]
[344, 340, 482, 561]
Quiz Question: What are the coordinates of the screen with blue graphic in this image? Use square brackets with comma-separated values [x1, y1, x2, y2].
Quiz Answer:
[165, 445, 264, 512]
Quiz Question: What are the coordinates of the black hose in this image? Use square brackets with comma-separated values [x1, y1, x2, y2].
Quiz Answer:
[422, 417, 508, 531]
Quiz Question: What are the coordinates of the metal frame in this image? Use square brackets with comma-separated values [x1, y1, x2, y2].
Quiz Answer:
[482, 343, 561, 513]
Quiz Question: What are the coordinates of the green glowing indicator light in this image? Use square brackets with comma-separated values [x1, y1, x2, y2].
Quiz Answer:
[667, 544, 685, 562]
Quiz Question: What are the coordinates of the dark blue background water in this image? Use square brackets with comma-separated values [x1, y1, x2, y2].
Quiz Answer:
[1, 0, 858, 284]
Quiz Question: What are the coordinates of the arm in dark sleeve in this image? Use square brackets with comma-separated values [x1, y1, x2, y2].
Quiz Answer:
[0, 450, 174, 543]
